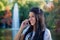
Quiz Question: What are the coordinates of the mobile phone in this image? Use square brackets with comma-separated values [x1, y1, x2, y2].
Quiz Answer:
[28, 20, 31, 25]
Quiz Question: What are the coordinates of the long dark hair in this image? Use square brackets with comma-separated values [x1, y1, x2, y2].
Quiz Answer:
[24, 7, 46, 40]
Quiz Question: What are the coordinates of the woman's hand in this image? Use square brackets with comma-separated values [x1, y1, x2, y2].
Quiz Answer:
[14, 19, 29, 40]
[20, 19, 29, 30]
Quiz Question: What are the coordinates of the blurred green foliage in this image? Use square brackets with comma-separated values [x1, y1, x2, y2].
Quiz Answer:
[0, 29, 5, 40]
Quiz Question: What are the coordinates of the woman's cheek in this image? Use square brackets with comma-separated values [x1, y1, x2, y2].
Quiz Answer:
[30, 18, 36, 25]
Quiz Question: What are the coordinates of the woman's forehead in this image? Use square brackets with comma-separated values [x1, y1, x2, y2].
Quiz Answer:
[29, 12, 35, 16]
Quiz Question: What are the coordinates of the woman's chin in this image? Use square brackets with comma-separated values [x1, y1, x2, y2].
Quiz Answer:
[31, 24, 34, 26]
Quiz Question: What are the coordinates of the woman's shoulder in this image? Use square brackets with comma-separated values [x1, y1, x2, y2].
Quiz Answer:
[45, 28, 51, 34]
[44, 28, 52, 40]
[44, 28, 51, 37]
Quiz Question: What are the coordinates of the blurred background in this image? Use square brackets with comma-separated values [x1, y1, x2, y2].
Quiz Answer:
[0, 0, 60, 40]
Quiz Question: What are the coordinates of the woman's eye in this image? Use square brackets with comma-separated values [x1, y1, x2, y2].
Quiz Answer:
[32, 16, 34, 17]
[29, 15, 35, 18]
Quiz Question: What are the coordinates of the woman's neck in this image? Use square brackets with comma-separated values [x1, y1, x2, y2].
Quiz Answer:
[33, 25, 36, 32]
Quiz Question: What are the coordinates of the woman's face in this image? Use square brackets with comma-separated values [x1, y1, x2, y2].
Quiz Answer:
[29, 12, 36, 26]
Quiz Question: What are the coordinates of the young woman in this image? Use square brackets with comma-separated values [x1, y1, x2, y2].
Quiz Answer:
[14, 7, 52, 40]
